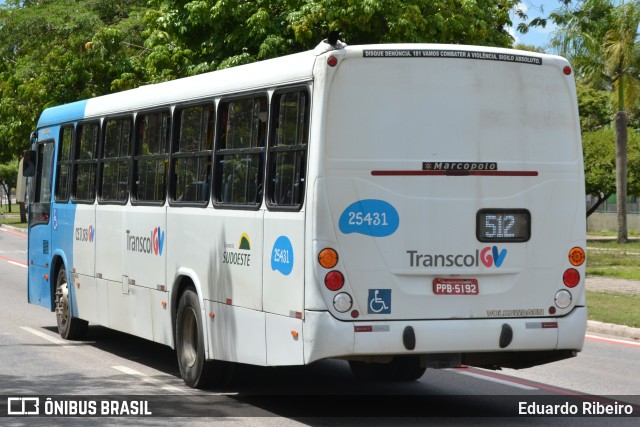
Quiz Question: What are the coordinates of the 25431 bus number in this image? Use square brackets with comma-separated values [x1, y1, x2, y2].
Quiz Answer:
[347, 212, 388, 226]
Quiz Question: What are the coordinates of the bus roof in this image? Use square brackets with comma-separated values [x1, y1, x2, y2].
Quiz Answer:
[37, 49, 318, 128]
[36, 42, 560, 128]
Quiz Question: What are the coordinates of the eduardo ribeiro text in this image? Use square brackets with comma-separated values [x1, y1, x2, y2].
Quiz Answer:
[518, 400, 634, 416]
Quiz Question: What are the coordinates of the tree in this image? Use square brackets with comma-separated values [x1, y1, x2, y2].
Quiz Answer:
[577, 84, 613, 131]
[0, 0, 149, 162]
[0, 161, 18, 213]
[513, 43, 545, 53]
[139, 0, 520, 81]
[583, 128, 640, 216]
[1, 0, 525, 162]
[551, 0, 640, 243]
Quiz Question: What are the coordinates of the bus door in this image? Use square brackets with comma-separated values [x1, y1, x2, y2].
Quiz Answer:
[262, 88, 309, 365]
[118, 109, 171, 341]
[27, 134, 55, 309]
[213, 95, 268, 312]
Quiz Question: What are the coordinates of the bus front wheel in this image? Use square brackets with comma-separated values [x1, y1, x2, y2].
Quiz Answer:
[54, 266, 88, 340]
[175, 288, 233, 388]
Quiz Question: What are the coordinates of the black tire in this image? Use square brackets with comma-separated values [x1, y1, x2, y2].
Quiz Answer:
[349, 356, 426, 382]
[175, 288, 233, 388]
[54, 266, 88, 340]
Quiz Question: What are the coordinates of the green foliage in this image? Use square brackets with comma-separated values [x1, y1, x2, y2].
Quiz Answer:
[513, 43, 545, 53]
[582, 127, 640, 197]
[577, 84, 613, 132]
[141, 0, 519, 78]
[0, 161, 18, 190]
[0, 0, 522, 162]
[550, 0, 640, 240]
[550, 0, 640, 115]
[0, 0, 149, 161]
[0, 161, 19, 211]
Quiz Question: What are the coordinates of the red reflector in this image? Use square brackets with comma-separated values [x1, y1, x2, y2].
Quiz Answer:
[324, 271, 344, 291]
[563, 268, 580, 288]
[542, 322, 559, 329]
[327, 56, 338, 67]
[563, 66, 572, 75]
[354, 325, 373, 333]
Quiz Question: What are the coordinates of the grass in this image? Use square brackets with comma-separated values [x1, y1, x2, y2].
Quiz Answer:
[586, 291, 640, 328]
[0, 216, 27, 228]
[584, 238, 640, 328]
[0, 204, 27, 228]
[586, 240, 640, 281]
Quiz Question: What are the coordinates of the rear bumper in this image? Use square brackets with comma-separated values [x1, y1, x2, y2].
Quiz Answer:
[303, 306, 587, 367]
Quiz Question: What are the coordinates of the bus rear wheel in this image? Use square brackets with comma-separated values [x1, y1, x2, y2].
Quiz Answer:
[349, 356, 426, 382]
[176, 288, 233, 388]
[54, 266, 88, 340]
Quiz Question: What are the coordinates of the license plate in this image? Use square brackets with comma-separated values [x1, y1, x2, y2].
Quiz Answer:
[433, 278, 479, 295]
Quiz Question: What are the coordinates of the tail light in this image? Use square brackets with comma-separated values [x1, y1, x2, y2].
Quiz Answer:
[563, 268, 580, 288]
[319, 248, 355, 315]
[554, 247, 584, 311]
[325, 271, 344, 291]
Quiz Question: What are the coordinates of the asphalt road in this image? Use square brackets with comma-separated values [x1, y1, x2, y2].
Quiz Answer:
[0, 226, 638, 426]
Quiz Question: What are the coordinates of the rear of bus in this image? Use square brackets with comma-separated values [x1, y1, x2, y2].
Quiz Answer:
[308, 44, 586, 371]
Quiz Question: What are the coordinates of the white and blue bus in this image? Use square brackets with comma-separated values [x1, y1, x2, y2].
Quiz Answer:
[23, 38, 587, 388]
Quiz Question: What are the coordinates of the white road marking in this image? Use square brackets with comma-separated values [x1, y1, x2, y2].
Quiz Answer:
[20, 326, 72, 348]
[112, 366, 237, 399]
[113, 365, 184, 393]
[8, 260, 27, 268]
[0, 255, 27, 268]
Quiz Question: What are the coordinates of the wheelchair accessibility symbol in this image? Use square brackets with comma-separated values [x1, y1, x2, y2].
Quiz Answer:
[368, 289, 391, 314]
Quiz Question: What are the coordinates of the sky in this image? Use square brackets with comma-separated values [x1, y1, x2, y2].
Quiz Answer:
[510, 0, 563, 50]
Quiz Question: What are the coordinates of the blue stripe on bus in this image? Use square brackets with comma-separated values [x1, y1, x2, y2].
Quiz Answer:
[37, 100, 88, 128]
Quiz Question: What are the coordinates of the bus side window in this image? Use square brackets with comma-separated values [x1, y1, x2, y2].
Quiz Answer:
[171, 103, 214, 205]
[214, 95, 267, 208]
[100, 117, 132, 203]
[72, 122, 99, 202]
[267, 89, 309, 210]
[133, 110, 170, 204]
[55, 125, 74, 202]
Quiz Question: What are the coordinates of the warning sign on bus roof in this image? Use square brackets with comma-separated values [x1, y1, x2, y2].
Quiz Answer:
[362, 49, 542, 66]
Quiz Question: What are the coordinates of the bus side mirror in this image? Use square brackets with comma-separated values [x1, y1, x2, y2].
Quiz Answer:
[22, 149, 37, 177]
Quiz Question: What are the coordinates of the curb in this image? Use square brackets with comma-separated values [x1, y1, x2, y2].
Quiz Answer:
[587, 320, 640, 341]
[0, 223, 28, 234]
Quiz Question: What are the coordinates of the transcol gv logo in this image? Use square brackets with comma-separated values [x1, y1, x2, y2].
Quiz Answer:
[75, 225, 94, 242]
[407, 246, 507, 268]
[126, 227, 165, 256]
[480, 246, 507, 267]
